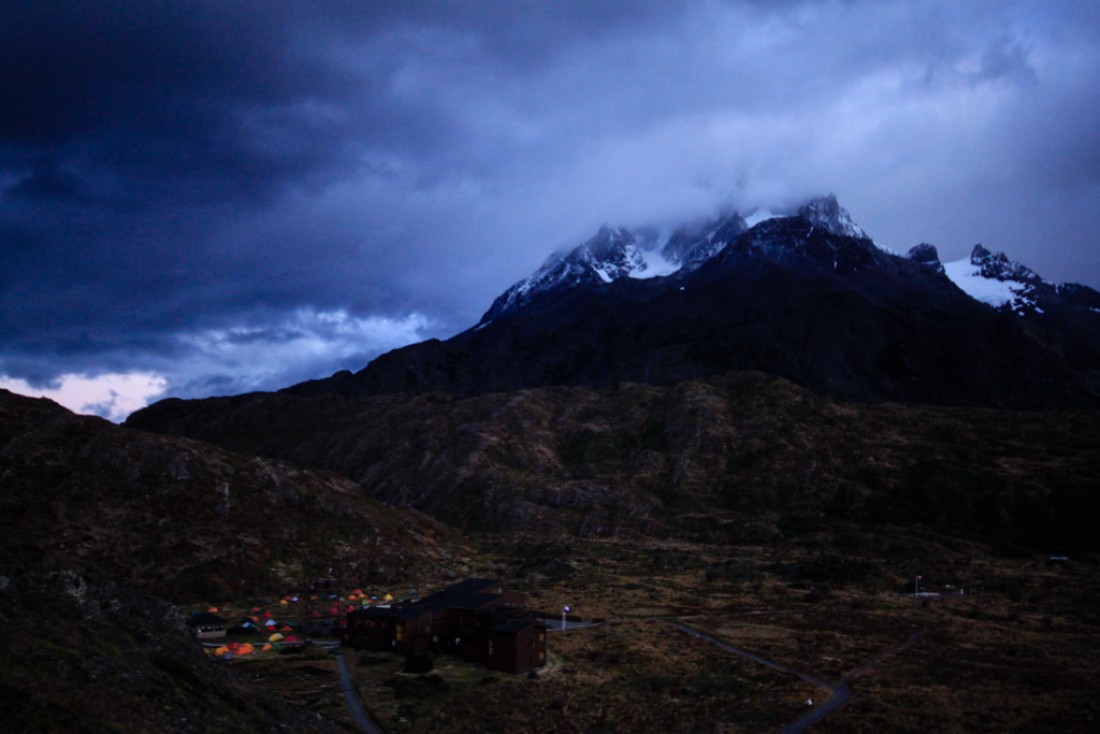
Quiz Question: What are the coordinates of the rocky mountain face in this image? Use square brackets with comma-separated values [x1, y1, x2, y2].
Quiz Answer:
[285, 197, 1100, 409]
[127, 372, 1100, 556]
[124, 193, 1100, 566]
[480, 194, 865, 325]
[123, 194, 1100, 561]
[0, 389, 468, 733]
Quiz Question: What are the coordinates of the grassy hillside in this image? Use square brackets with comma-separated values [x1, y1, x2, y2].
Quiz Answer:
[0, 389, 471, 732]
[128, 372, 1100, 555]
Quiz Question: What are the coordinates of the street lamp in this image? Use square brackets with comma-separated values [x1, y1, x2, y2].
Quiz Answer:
[561, 605, 571, 631]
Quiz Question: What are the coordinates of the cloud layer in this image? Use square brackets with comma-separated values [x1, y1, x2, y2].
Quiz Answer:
[2, 1, 1099, 417]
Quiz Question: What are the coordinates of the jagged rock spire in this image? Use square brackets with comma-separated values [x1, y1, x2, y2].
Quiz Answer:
[907, 243, 945, 275]
[797, 194, 868, 239]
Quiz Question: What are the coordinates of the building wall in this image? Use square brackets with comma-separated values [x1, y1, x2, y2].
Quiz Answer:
[341, 581, 545, 673]
[488, 625, 546, 674]
[343, 610, 431, 654]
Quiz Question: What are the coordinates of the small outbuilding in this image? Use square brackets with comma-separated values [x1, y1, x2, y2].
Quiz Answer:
[188, 612, 227, 640]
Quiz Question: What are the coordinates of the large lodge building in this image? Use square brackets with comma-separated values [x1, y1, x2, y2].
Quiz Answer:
[342, 578, 547, 674]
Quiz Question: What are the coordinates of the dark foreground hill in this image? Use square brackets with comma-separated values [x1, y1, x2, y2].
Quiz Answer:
[128, 372, 1100, 556]
[0, 389, 466, 733]
[0, 390, 457, 600]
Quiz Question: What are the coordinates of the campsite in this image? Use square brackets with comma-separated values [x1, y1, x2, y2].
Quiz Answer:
[181, 534, 1100, 734]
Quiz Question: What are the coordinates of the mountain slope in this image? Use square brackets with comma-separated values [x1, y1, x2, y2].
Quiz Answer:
[127, 372, 1100, 555]
[286, 209, 1100, 409]
[0, 389, 470, 733]
[0, 390, 459, 601]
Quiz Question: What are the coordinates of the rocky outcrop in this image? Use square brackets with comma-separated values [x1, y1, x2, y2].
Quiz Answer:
[907, 243, 945, 275]
[971, 244, 1041, 283]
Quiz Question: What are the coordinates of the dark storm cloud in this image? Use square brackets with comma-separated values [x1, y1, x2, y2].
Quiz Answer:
[2, 0, 1099, 416]
[2, 2, 363, 202]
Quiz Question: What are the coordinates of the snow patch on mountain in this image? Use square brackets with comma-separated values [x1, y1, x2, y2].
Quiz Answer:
[628, 241, 681, 280]
[943, 245, 1045, 315]
[744, 209, 780, 227]
[943, 258, 1018, 308]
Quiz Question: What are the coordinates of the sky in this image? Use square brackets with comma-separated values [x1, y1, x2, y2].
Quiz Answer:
[3, 1, 1100, 421]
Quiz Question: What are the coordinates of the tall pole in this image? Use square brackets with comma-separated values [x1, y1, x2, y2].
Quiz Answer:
[561, 605, 570, 631]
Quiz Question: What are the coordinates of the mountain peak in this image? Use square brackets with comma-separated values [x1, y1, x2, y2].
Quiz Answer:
[906, 243, 945, 275]
[970, 244, 1041, 284]
[659, 211, 747, 271]
[480, 195, 872, 324]
[796, 194, 868, 239]
[479, 225, 650, 323]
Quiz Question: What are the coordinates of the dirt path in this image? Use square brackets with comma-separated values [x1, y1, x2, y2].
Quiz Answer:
[335, 652, 384, 734]
[660, 620, 925, 733]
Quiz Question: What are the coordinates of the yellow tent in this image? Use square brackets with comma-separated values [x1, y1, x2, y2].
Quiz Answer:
[268, 632, 284, 642]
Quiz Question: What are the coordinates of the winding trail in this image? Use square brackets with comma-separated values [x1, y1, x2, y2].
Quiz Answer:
[659, 620, 925, 733]
[335, 652, 383, 734]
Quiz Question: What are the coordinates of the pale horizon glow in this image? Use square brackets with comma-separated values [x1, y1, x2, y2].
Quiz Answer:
[0, 308, 435, 421]
[0, 372, 168, 423]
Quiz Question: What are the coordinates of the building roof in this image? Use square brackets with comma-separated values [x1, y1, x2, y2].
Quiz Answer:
[416, 578, 505, 611]
[187, 612, 227, 627]
[348, 606, 429, 622]
[435, 578, 502, 595]
[489, 619, 546, 634]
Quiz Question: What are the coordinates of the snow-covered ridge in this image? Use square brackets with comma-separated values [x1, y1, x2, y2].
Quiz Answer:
[943, 258, 1024, 309]
[480, 194, 865, 324]
[480, 194, 1098, 326]
[796, 195, 868, 239]
[942, 244, 1045, 315]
